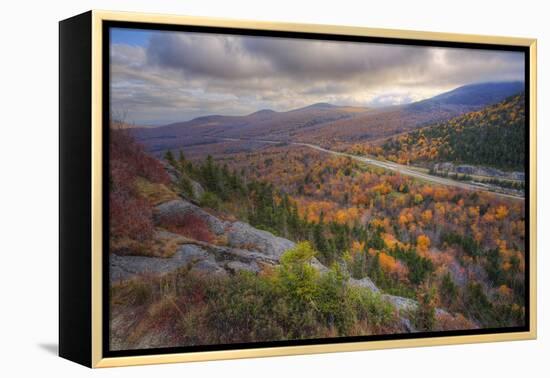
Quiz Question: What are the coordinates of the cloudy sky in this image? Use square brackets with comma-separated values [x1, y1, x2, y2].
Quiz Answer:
[110, 28, 524, 126]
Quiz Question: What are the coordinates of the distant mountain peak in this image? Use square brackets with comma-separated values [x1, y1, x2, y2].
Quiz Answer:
[430, 81, 524, 104]
[307, 102, 336, 109]
[289, 102, 337, 112]
[407, 81, 524, 112]
[250, 109, 277, 116]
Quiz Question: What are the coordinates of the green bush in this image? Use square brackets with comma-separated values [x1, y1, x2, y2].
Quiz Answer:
[414, 286, 436, 331]
[200, 191, 221, 209]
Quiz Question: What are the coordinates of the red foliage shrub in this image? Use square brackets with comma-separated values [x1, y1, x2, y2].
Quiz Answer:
[109, 123, 169, 246]
[161, 213, 215, 243]
[110, 128, 170, 186]
[110, 187, 154, 241]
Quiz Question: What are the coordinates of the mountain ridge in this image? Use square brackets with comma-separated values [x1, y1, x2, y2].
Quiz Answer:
[132, 81, 524, 155]
[380, 92, 526, 171]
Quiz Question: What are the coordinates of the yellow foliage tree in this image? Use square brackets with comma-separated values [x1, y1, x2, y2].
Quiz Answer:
[379, 252, 397, 273]
[495, 205, 509, 220]
[421, 209, 433, 224]
[417, 234, 431, 253]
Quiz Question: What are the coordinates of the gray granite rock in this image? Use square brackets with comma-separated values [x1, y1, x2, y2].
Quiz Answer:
[155, 199, 227, 235]
[382, 294, 418, 313]
[225, 260, 261, 274]
[190, 259, 226, 275]
[349, 276, 380, 293]
[191, 180, 205, 200]
[110, 246, 212, 283]
[226, 221, 295, 258]
[310, 257, 329, 273]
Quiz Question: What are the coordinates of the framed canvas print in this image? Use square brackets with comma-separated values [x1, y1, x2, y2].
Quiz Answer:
[59, 10, 537, 368]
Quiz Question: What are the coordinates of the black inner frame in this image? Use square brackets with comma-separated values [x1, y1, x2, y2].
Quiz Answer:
[102, 20, 531, 358]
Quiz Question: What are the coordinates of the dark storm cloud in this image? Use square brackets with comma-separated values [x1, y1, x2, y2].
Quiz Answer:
[241, 37, 432, 81]
[110, 29, 525, 126]
[146, 32, 271, 79]
[145, 32, 435, 82]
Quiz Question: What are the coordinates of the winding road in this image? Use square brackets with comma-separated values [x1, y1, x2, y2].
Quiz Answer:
[219, 138, 524, 201]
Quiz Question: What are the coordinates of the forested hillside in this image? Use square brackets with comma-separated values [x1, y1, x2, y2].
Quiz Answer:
[376, 94, 525, 170]
[215, 144, 526, 329]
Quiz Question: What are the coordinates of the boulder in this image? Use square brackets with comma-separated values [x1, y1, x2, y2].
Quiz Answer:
[349, 276, 380, 293]
[178, 244, 212, 262]
[380, 293, 455, 332]
[110, 244, 215, 282]
[110, 229, 286, 283]
[226, 221, 296, 258]
[208, 244, 279, 266]
[190, 259, 226, 275]
[154, 199, 226, 235]
[160, 161, 205, 200]
[191, 180, 205, 200]
[310, 257, 329, 273]
[160, 160, 179, 183]
[382, 294, 417, 313]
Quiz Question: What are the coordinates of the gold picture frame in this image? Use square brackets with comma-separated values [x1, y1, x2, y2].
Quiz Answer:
[59, 9, 537, 368]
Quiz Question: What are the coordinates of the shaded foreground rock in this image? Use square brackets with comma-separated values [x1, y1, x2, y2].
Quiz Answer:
[110, 238, 281, 283]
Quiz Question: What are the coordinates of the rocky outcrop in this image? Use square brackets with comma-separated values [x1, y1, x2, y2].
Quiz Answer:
[380, 293, 466, 332]
[162, 161, 205, 201]
[111, 243, 219, 281]
[155, 199, 227, 235]
[226, 221, 296, 259]
[110, 234, 320, 284]
[190, 180, 205, 200]
[155, 199, 299, 257]
[349, 277, 380, 293]
[382, 294, 417, 312]
[110, 231, 281, 283]
[161, 161, 179, 183]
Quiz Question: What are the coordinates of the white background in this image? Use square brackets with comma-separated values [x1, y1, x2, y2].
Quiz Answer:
[0, 0, 547, 376]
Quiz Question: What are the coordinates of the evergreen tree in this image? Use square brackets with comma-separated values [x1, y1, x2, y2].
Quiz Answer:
[368, 253, 382, 283]
[440, 272, 458, 309]
[164, 150, 176, 168]
[333, 223, 349, 256]
[202, 155, 218, 193]
[178, 150, 187, 172]
[367, 228, 385, 250]
[313, 212, 330, 262]
[414, 286, 436, 331]
[177, 174, 194, 198]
